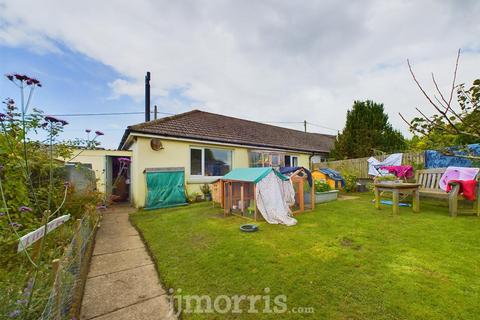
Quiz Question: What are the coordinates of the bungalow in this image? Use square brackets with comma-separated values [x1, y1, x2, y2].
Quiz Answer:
[119, 109, 335, 208]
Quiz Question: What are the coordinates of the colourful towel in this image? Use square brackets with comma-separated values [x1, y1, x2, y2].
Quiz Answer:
[439, 166, 479, 191]
[380, 165, 414, 179]
[446, 180, 478, 201]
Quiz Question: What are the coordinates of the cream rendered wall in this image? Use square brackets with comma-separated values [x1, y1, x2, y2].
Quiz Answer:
[297, 154, 310, 168]
[129, 137, 250, 208]
[128, 136, 311, 208]
[68, 149, 132, 193]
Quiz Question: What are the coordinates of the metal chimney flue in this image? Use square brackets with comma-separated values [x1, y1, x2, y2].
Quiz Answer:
[145, 71, 151, 122]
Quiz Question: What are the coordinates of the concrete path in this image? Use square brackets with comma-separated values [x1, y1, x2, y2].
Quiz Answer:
[80, 205, 176, 320]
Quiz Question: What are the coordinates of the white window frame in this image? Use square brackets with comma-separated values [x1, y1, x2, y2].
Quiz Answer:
[291, 156, 298, 167]
[189, 146, 233, 179]
[190, 147, 204, 177]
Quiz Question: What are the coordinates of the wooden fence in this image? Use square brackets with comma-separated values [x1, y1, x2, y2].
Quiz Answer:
[313, 152, 425, 179]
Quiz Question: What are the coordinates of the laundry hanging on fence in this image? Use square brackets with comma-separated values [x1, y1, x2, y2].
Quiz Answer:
[367, 153, 403, 176]
[424, 144, 480, 169]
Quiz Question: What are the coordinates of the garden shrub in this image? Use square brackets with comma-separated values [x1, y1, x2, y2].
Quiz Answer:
[343, 173, 358, 193]
[314, 181, 331, 192]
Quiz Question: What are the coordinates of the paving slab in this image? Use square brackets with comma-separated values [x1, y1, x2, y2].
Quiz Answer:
[92, 295, 176, 320]
[88, 247, 153, 278]
[93, 234, 145, 255]
[96, 223, 138, 238]
[81, 264, 165, 319]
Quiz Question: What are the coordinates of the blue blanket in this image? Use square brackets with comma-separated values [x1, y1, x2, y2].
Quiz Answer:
[279, 166, 313, 187]
[425, 144, 480, 168]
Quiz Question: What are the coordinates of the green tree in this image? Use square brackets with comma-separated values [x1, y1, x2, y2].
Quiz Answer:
[331, 100, 406, 159]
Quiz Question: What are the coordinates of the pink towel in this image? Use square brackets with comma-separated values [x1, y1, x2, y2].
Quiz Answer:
[439, 166, 480, 191]
[380, 165, 414, 179]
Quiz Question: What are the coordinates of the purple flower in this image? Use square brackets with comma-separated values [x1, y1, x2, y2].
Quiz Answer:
[85, 129, 91, 133]
[10, 222, 22, 228]
[95, 130, 104, 136]
[0, 113, 6, 120]
[96, 205, 107, 211]
[0, 212, 5, 217]
[23, 279, 34, 296]
[14, 74, 28, 81]
[19, 206, 33, 213]
[64, 181, 71, 188]
[15, 299, 27, 305]
[5, 74, 14, 81]
[45, 116, 68, 126]
[25, 78, 40, 86]
[8, 309, 21, 318]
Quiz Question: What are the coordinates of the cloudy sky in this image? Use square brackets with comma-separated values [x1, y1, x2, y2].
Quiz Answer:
[1, 0, 479, 148]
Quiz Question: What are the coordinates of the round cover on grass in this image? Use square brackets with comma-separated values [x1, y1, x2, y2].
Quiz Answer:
[240, 224, 259, 232]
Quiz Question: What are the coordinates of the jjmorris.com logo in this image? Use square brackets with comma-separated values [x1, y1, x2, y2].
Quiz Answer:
[167, 288, 315, 315]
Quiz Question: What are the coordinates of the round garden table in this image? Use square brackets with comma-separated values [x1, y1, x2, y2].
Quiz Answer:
[373, 182, 421, 214]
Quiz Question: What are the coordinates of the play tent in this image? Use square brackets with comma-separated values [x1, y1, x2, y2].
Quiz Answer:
[221, 167, 297, 226]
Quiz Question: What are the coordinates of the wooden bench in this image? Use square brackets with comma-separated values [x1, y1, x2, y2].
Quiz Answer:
[415, 168, 480, 216]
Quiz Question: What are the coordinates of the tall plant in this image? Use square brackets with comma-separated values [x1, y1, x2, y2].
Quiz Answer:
[0, 74, 104, 318]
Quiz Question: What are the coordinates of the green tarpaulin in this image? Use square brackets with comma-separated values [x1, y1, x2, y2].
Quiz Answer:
[222, 167, 289, 183]
[145, 168, 187, 210]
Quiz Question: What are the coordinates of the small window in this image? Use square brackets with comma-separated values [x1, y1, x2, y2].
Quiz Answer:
[190, 148, 202, 176]
[291, 156, 298, 167]
[284, 155, 291, 167]
[284, 155, 298, 167]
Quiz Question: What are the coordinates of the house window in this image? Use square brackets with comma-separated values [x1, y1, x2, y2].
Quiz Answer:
[249, 150, 286, 168]
[291, 156, 298, 167]
[190, 147, 232, 177]
[190, 149, 203, 175]
[284, 155, 298, 167]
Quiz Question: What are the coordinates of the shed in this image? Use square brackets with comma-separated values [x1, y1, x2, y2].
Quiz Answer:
[221, 167, 297, 226]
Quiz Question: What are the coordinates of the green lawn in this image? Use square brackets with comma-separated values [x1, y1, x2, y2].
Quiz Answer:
[131, 194, 480, 319]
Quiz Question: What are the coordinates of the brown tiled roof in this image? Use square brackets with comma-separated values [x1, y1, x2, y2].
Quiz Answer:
[119, 110, 335, 153]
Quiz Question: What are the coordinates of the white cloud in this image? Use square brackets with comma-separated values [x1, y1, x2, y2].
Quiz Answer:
[1, 0, 480, 136]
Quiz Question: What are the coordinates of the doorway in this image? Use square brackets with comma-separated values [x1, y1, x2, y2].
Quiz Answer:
[106, 156, 131, 202]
